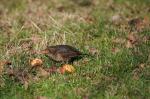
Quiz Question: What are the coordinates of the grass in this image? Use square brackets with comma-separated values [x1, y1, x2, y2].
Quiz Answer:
[0, 0, 150, 99]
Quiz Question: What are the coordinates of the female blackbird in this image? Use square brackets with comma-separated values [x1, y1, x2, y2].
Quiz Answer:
[41, 45, 84, 63]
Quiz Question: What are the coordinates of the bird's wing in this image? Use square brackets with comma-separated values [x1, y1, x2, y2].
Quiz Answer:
[59, 51, 81, 59]
[56, 45, 80, 52]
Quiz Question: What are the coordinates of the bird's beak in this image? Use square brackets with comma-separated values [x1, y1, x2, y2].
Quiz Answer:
[39, 49, 49, 54]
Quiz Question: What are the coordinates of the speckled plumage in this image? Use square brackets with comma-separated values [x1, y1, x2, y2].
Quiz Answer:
[42, 45, 83, 63]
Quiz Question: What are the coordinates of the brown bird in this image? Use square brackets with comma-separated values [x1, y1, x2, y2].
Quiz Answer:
[41, 45, 85, 63]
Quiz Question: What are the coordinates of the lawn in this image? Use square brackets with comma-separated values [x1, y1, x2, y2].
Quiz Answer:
[0, 0, 150, 99]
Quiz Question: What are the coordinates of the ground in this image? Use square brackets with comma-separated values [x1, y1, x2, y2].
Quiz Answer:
[0, 0, 150, 99]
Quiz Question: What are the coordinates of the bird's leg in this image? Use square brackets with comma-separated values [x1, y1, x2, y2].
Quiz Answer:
[68, 58, 74, 65]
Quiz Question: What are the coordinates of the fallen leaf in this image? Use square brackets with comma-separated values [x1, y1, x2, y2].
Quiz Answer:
[62, 64, 75, 73]
[30, 58, 43, 67]
[128, 18, 142, 27]
[128, 17, 150, 31]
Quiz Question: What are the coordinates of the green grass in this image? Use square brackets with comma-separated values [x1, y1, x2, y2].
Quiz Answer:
[0, 0, 150, 99]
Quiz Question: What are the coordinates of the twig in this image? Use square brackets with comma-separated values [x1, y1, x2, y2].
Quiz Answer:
[30, 20, 42, 32]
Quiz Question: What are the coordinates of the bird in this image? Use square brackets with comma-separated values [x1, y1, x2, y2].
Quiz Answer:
[40, 45, 85, 63]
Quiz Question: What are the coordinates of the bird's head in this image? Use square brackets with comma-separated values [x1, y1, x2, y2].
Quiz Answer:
[39, 49, 49, 54]
[40, 47, 56, 55]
